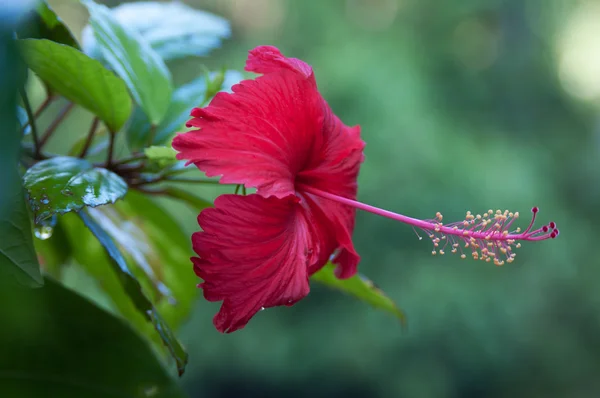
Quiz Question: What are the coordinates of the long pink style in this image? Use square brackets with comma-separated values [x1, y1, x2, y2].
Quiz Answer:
[300, 185, 559, 266]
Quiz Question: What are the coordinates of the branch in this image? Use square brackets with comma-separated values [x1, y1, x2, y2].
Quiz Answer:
[19, 87, 41, 157]
[39, 102, 75, 147]
[106, 131, 116, 167]
[79, 117, 100, 158]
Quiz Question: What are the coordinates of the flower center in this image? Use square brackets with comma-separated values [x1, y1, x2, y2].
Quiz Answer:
[298, 184, 559, 266]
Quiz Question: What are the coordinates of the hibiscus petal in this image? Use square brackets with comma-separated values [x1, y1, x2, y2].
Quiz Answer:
[192, 194, 324, 333]
[245, 45, 314, 80]
[172, 70, 323, 198]
[297, 102, 365, 279]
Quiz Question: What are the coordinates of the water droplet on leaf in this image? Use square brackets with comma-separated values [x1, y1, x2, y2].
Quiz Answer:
[34, 225, 53, 240]
[34, 214, 57, 240]
[61, 188, 73, 196]
[260, 307, 265, 311]
[40, 194, 50, 204]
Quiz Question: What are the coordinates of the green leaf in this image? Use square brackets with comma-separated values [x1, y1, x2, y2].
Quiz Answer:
[0, 173, 44, 288]
[82, 1, 230, 61]
[311, 263, 407, 325]
[60, 213, 168, 363]
[22, 156, 127, 224]
[127, 70, 243, 151]
[0, 16, 42, 288]
[83, 0, 173, 125]
[79, 210, 188, 376]
[144, 146, 178, 168]
[204, 67, 227, 101]
[163, 186, 213, 211]
[18, 38, 132, 132]
[0, 277, 188, 397]
[17, 1, 80, 49]
[89, 190, 199, 328]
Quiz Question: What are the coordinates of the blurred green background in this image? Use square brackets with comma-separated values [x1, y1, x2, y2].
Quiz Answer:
[36, 0, 600, 396]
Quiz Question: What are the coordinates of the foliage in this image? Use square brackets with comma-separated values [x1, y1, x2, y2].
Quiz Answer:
[2, 0, 406, 393]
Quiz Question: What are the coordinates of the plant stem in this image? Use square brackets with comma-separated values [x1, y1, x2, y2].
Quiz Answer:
[106, 131, 116, 167]
[162, 186, 213, 209]
[79, 117, 100, 158]
[39, 102, 75, 147]
[147, 124, 157, 147]
[19, 87, 41, 157]
[19, 95, 54, 135]
[132, 186, 166, 195]
[164, 177, 223, 184]
[112, 152, 146, 166]
[34, 95, 54, 118]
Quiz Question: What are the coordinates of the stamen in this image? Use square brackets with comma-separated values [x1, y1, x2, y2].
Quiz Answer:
[298, 185, 558, 265]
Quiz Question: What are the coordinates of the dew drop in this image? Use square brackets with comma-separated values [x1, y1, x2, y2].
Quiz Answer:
[34, 225, 53, 240]
[34, 215, 57, 240]
[259, 307, 265, 311]
[61, 188, 73, 196]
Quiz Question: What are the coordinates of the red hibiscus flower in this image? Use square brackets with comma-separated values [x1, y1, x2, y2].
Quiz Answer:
[173, 46, 558, 333]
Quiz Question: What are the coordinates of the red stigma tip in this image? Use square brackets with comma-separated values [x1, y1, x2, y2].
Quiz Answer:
[531, 206, 539, 213]
[549, 221, 556, 229]
[542, 225, 549, 232]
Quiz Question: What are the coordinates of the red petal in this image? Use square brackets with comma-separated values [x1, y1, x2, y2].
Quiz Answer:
[297, 106, 365, 279]
[245, 45, 314, 80]
[176, 46, 366, 282]
[193, 194, 325, 333]
[172, 70, 323, 198]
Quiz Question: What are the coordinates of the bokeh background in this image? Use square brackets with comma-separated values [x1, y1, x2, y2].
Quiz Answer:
[39, 0, 600, 396]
